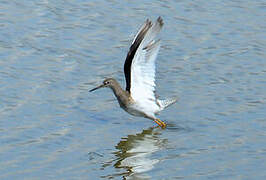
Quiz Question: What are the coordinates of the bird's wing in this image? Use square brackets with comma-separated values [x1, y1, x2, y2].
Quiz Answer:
[124, 19, 152, 92]
[125, 17, 163, 105]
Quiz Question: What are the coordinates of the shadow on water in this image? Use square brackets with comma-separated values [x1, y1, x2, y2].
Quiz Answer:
[101, 127, 168, 179]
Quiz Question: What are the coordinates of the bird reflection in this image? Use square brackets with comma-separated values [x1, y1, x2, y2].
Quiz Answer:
[104, 127, 167, 179]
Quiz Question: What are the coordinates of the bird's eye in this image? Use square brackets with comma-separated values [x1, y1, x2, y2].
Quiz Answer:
[104, 81, 109, 85]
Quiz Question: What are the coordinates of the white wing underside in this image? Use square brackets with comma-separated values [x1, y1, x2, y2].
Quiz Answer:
[130, 19, 162, 114]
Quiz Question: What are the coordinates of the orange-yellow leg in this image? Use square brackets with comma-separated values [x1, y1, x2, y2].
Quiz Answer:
[154, 118, 166, 128]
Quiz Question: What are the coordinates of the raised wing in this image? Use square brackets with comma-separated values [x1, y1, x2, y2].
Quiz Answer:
[124, 19, 152, 92]
[124, 17, 163, 105]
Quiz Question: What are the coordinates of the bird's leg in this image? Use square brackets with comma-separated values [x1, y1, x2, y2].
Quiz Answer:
[154, 118, 166, 128]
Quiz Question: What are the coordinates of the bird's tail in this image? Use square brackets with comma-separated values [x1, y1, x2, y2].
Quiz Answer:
[157, 97, 178, 111]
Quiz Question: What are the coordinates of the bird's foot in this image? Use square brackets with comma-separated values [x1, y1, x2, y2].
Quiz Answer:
[154, 118, 166, 128]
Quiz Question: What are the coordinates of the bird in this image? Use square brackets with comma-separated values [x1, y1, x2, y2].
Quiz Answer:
[90, 17, 177, 128]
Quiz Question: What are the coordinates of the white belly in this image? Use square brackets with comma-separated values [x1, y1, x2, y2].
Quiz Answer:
[122, 101, 160, 119]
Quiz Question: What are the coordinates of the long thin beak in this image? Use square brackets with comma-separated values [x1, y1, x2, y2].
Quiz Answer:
[89, 84, 105, 92]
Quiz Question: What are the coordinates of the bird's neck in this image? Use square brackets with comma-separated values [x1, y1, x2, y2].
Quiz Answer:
[110, 80, 130, 106]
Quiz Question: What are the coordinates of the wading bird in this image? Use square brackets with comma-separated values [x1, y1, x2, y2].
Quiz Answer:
[90, 17, 177, 128]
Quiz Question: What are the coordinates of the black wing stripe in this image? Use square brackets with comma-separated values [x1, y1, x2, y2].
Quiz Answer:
[124, 19, 152, 92]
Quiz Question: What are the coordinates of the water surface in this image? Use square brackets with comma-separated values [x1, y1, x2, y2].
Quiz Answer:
[0, 0, 266, 179]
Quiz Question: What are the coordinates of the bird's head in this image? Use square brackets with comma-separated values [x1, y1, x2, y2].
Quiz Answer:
[89, 78, 116, 92]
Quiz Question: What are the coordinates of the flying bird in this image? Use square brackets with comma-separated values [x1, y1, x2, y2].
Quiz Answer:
[90, 17, 177, 128]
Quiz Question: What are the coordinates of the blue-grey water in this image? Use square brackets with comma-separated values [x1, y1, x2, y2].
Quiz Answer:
[0, 0, 266, 179]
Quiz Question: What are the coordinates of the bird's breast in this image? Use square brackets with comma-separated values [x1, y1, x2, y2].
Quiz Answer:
[124, 104, 146, 117]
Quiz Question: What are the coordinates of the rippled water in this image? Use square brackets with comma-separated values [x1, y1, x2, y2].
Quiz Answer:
[0, 0, 265, 179]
